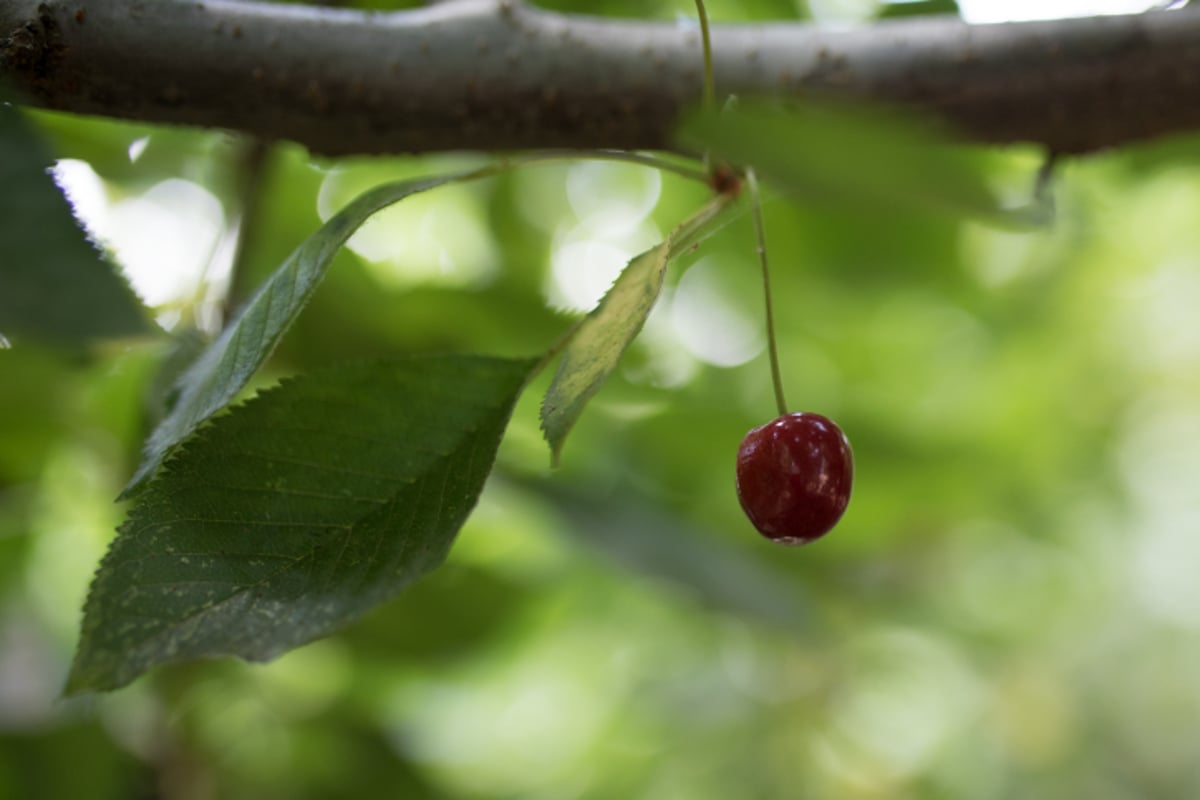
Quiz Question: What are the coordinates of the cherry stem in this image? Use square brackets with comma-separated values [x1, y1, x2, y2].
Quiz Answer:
[693, 0, 716, 115]
[747, 168, 789, 416]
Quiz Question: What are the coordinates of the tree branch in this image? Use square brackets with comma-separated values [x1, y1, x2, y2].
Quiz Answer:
[2, 0, 1199, 157]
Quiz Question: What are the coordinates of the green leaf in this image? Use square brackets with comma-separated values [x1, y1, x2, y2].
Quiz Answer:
[677, 101, 1008, 222]
[68, 354, 535, 694]
[123, 168, 493, 496]
[540, 197, 733, 465]
[0, 102, 148, 344]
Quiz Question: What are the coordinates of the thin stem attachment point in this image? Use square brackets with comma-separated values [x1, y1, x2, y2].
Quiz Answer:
[747, 169, 788, 417]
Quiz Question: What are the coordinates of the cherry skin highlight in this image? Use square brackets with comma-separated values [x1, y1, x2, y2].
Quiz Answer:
[736, 412, 853, 545]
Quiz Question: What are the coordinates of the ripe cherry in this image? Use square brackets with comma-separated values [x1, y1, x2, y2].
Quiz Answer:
[736, 412, 853, 545]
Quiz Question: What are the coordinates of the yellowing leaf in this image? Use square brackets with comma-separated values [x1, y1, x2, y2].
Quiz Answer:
[540, 196, 733, 464]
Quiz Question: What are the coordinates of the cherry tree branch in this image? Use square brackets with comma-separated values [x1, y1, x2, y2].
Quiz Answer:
[2, 0, 1199, 157]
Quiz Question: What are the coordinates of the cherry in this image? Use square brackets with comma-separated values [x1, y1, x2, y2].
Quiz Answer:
[735, 412, 853, 545]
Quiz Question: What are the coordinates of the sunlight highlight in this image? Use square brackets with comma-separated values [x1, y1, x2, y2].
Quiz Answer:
[316, 170, 498, 289]
[52, 159, 230, 331]
[670, 257, 763, 367]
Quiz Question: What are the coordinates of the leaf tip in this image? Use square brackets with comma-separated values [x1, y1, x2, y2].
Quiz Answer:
[538, 393, 568, 467]
[118, 457, 158, 501]
[62, 654, 113, 697]
[61, 673, 93, 698]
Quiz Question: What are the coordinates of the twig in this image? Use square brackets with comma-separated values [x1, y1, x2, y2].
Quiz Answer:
[2, 0, 1198, 156]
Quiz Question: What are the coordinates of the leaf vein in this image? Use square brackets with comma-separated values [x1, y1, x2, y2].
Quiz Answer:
[203, 450, 413, 483]
[184, 482, 390, 505]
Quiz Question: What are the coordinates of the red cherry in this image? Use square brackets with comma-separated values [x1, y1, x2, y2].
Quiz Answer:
[736, 412, 853, 545]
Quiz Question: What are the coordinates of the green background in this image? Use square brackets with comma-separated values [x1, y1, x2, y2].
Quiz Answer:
[4, 0, 1200, 797]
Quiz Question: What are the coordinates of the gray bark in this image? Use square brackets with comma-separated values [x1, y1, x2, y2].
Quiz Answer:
[2, 0, 1198, 157]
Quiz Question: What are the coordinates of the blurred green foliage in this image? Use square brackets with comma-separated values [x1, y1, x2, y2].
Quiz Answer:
[3, 0, 1200, 797]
